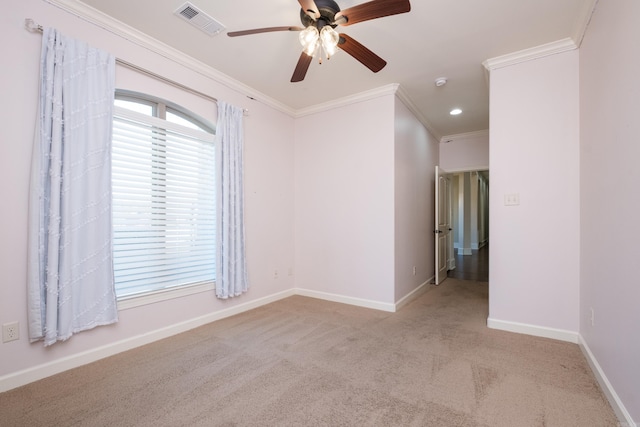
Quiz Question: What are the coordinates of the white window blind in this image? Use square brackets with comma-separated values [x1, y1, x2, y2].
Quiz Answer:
[112, 106, 216, 298]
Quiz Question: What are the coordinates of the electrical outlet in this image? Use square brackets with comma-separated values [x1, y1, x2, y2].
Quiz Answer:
[2, 321, 19, 343]
[273, 269, 279, 279]
[590, 308, 595, 327]
[413, 266, 416, 276]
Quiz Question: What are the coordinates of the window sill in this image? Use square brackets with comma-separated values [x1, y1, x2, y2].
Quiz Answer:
[117, 281, 215, 311]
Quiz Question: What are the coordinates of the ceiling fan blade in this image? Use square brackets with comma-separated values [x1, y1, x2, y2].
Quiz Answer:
[298, 0, 320, 20]
[291, 52, 313, 82]
[334, 0, 411, 26]
[338, 34, 387, 73]
[227, 26, 303, 37]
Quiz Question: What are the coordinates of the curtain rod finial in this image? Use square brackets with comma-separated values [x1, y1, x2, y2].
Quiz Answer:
[25, 18, 42, 32]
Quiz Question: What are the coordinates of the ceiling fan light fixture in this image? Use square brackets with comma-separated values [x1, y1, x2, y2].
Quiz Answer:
[299, 26, 320, 55]
[320, 26, 339, 58]
[229, 0, 412, 82]
[306, 40, 320, 56]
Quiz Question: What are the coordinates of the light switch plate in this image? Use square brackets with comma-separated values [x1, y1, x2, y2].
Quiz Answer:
[504, 193, 520, 206]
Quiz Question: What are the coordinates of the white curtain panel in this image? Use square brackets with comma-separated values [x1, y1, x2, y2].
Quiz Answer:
[27, 28, 118, 346]
[215, 102, 248, 299]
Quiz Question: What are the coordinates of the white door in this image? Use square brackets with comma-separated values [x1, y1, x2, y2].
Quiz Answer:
[434, 166, 451, 285]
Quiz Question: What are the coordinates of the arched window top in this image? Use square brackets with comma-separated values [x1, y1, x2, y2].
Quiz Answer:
[115, 89, 214, 134]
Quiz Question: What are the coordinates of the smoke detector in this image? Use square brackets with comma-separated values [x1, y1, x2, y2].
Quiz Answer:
[435, 77, 448, 87]
[175, 2, 225, 36]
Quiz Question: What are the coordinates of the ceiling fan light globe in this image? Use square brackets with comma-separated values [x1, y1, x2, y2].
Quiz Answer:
[320, 26, 339, 58]
[299, 26, 319, 49]
[324, 44, 338, 58]
[304, 40, 319, 56]
[320, 26, 339, 47]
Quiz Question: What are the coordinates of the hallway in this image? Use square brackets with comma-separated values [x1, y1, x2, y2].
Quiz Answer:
[447, 244, 489, 282]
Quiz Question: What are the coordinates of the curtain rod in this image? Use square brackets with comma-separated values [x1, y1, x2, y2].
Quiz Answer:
[24, 18, 223, 106]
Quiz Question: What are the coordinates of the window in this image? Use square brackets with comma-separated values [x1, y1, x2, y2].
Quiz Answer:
[112, 91, 216, 303]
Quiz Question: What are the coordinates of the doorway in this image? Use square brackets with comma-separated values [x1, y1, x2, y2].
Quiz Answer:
[445, 170, 489, 282]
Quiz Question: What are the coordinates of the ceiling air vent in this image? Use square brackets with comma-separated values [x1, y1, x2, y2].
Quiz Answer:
[174, 2, 225, 36]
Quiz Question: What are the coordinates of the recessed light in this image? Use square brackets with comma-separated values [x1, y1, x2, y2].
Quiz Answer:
[450, 108, 462, 116]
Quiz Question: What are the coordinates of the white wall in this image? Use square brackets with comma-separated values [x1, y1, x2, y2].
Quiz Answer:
[294, 95, 396, 305]
[0, 0, 295, 387]
[488, 50, 580, 334]
[439, 131, 489, 172]
[394, 98, 438, 301]
[579, 0, 640, 422]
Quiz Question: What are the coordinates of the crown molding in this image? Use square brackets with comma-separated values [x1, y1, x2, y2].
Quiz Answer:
[294, 83, 400, 117]
[294, 84, 441, 140]
[573, 0, 599, 47]
[440, 129, 489, 144]
[395, 86, 441, 141]
[483, 38, 578, 71]
[481, 2, 596, 73]
[43, 0, 296, 116]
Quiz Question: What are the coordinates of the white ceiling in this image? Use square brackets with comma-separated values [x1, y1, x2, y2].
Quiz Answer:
[78, 0, 595, 139]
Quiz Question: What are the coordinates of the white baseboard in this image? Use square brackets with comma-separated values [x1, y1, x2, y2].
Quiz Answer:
[479, 319, 637, 426]
[296, 278, 436, 313]
[294, 288, 396, 312]
[579, 336, 636, 427]
[395, 277, 434, 311]
[0, 289, 295, 393]
[0, 288, 395, 392]
[487, 318, 580, 344]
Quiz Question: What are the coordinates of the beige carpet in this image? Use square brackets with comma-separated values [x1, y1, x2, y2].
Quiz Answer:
[1, 279, 618, 426]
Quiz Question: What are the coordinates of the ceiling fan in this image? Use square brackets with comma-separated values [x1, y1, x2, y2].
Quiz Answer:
[227, 0, 411, 82]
